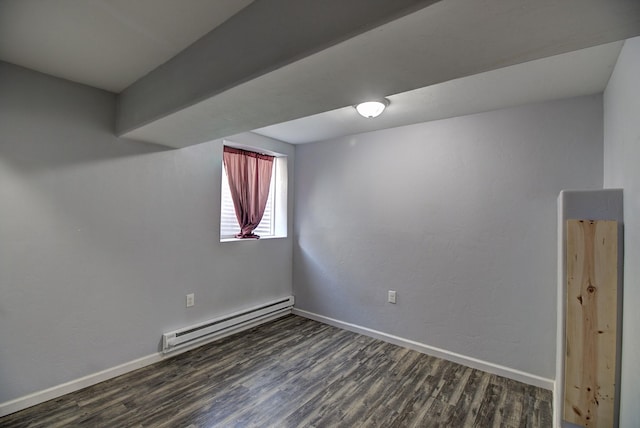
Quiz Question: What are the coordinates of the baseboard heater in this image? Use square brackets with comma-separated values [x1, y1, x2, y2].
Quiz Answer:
[162, 296, 294, 354]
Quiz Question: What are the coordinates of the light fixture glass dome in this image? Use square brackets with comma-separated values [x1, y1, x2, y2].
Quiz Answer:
[355, 99, 389, 118]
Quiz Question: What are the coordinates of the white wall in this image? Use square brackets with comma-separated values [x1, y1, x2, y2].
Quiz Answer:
[0, 62, 294, 405]
[293, 95, 603, 381]
[603, 36, 640, 428]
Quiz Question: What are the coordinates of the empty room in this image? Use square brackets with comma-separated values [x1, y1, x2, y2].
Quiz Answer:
[1, 1, 639, 427]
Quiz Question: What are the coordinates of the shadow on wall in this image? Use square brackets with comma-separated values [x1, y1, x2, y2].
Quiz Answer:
[0, 61, 171, 173]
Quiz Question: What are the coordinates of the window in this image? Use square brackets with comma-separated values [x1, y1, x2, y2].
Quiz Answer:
[220, 144, 287, 240]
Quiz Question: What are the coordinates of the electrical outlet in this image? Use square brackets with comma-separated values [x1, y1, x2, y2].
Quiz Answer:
[186, 293, 195, 307]
[388, 290, 397, 304]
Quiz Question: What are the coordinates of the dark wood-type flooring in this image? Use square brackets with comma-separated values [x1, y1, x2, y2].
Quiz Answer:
[0, 315, 552, 427]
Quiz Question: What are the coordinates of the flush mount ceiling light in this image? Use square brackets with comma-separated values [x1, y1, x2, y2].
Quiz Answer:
[355, 98, 390, 118]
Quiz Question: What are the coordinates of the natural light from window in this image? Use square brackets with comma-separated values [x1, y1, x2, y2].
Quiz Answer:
[220, 145, 287, 241]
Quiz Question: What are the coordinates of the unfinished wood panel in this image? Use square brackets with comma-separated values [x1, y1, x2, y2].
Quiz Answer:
[564, 219, 618, 427]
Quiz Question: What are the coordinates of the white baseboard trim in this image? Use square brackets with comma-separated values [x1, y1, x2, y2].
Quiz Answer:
[0, 352, 163, 418]
[553, 379, 561, 428]
[293, 308, 555, 391]
[0, 310, 291, 418]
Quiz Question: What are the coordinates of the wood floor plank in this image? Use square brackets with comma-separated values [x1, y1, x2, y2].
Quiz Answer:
[0, 315, 552, 427]
[472, 378, 503, 427]
[349, 351, 436, 427]
[407, 362, 464, 427]
[462, 369, 493, 427]
[441, 369, 488, 427]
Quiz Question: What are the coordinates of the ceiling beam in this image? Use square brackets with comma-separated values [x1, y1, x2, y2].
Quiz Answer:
[118, 0, 640, 148]
[116, 0, 438, 141]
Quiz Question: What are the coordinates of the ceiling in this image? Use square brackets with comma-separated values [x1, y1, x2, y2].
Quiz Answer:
[0, 0, 254, 92]
[1, 0, 639, 147]
[255, 41, 623, 144]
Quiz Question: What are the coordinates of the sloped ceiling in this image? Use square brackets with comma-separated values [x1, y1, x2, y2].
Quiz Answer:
[1, 0, 639, 148]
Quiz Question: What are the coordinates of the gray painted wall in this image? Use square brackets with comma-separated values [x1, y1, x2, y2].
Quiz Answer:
[293, 95, 604, 380]
[604, 36, 640, 428]
[0, 62, 294, 404]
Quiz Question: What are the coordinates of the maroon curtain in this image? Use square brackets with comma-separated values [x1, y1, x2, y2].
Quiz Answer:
[223, 146, 274, 239]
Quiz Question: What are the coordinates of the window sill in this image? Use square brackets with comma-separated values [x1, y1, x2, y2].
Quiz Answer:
[220, 235, 287, 243]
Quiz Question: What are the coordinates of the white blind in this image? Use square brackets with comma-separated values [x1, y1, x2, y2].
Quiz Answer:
[220, 161, 275, 239]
